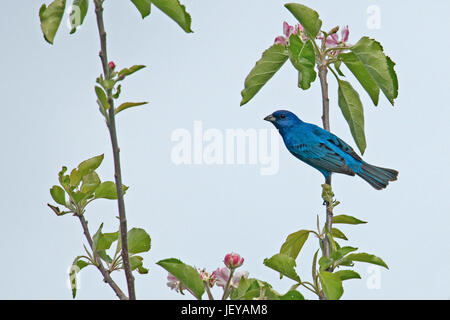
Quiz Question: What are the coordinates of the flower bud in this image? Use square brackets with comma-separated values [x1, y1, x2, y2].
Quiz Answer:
[224, 252, 244, 269]
[108, 61, 116, 70]
[328, 26, 339, 35]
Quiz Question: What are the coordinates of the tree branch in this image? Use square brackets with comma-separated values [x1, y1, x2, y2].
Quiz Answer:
[318, 63, 334, 260]
[94, 0, 136, 300]
[77, 214, 128, 300]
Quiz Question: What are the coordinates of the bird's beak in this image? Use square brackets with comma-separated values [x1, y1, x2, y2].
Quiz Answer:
[264, 114, 276, 122]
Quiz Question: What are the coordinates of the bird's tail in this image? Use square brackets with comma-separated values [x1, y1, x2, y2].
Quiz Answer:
[357, 162, 398, 190]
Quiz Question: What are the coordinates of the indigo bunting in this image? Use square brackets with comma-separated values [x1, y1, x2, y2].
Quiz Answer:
[264, 110, 398, 190]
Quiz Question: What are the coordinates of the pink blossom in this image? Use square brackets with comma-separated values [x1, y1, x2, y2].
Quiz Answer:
[224, 252, 244, 269]
[341, 25, 349, 42]
[326, 33, 340, 47]
[323, 25, 350, 48]
[274, 36, 288, 46]
[166, 273, 186, 293]
[283, 21, 294, 37]
[274, 21, 307, 46]
[213, 267, 249, 289]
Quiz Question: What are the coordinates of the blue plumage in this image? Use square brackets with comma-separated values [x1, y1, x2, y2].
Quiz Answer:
[264, 110, 398, 190]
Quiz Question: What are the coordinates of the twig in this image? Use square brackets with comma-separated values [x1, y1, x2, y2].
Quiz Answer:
[77, 214, 128, 300]
[94, 0, 136, 300]
[221, 268, 235, 300]
[318, 64, 333, 260]
[204, 282, 214, 300]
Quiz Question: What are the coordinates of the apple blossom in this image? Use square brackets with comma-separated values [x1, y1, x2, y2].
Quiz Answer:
[213, 267, 249, 289]
[274, 21, 307, 46]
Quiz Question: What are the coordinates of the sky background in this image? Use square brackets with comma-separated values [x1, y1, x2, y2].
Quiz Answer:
[1, 0, 449, 299]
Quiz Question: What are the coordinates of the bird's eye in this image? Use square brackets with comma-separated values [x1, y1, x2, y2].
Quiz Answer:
[280, 114, 286, 119]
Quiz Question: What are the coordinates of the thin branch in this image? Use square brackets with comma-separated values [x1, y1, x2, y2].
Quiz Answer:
[299, 281, 319, 296]
[318, 63, 334, 269]
[221, 268, 235, 300]
[204, 282, 214, 300]
[77, 214, 128, 300]
[94, 0, 136, 300]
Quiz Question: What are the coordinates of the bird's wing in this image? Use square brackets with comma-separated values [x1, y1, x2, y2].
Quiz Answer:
[311, 125, 362, 161]
[290, 141, 355, 176]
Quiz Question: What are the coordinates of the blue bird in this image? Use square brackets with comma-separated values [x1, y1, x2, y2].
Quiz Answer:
[264, 110, 398, 190]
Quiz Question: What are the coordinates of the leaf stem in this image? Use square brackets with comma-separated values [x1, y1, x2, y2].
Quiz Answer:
[299, 281, 319, 296]
[323, 46, 349, 55]
[327, 65, 340, 82]
[94, 0, 136, 300]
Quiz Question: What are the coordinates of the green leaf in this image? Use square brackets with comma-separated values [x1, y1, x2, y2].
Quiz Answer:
[284, 3, 322, 38]
[92, 223, 104, 252]
[332, 246, 358, 261]
[319, 271, 343, 300]
[334, 61, 345, 77]
[77, 154, 104, 177]
[70, 256, 90, 298]
[263, 253, 300, 282]
[326, 229, 338, 255]
[97, 232, 119, 251]
[280, 229, 310, 260]
[230, 277, 260, 300]
[72, 190, 88, 204]
[339, 51, 380, 105]
[318, 256, 333, 271]
[58, 166, 69, 187]
[113, 84, 122, 99]
[115, 102, 148, 115]
[69, 0, 88, 34]
[50, 185, 66, 206]
[333, 214, 367, 225]
[345, 253, 389, 269]
[337, 79, 366, 154]
[95, 86, 110, 112]
[47, 203, 69, 216]
[131, 0, 151, 19]
[80, 171, 100, 194]
[156, 258, 204, 299]
[100, 79, 115, 91]
[280, 290, 305, 300]
[129, 255, 149, 274]
[240, 44, 289, 106]
[287, 36, 316, 90]
[97, 250, 113, 263]
[312, 249, 319, 280]
[130, 255, 143, 269]
[127, 228, 151, 254]
[137, 265, 149, 274]
[334, 270, 361, 281]
[348, 37, 398, 105]
[151, 0, 193, 33]
[118, 65, 146, 78]
[94, 181, 126, 200]
[69, 169, 82, 188]
[331, 227, 348, 240]
[39, 0, 66, 44]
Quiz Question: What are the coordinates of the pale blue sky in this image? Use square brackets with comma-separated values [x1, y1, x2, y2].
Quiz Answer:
[1, 0, 449, 299]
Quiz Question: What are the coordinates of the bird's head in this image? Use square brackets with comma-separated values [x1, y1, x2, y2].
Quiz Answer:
[264, 110, 302, 129]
